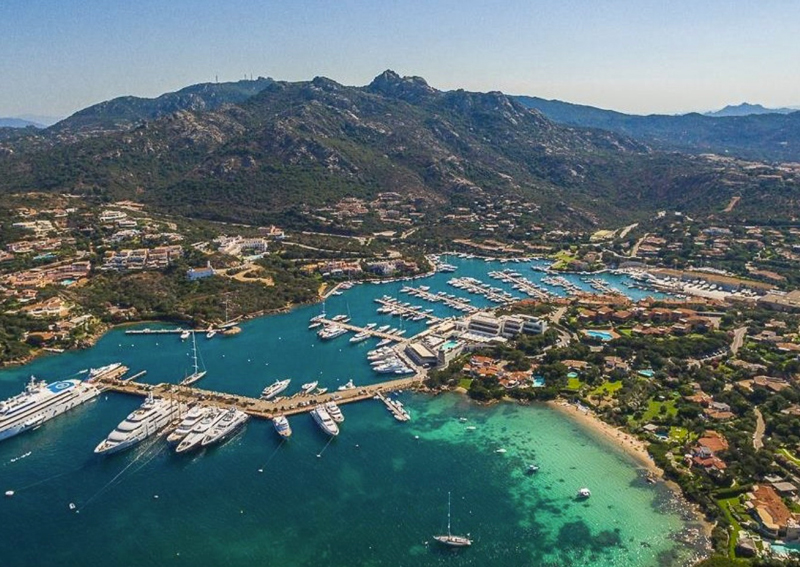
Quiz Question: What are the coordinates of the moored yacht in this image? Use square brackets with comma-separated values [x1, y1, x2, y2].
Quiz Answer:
[324, 402, 344, 423]
[272, 415, 292, 438]
[167, 406, 211, 444]
[201, 407, 248, 447]
[261, 379, 291, 400]
[176, 408, 223, 453]
[94, 394, 184, 455]
[310, 405, 339, 436]
[300, 381, 319, 395]
[0, 375, 102, 442]
[433, 492, 471, 547]
[337, 379, 356, 391]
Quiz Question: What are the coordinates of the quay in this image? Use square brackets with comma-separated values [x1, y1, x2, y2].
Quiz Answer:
[489, 270, 554, 300]
[400, 286, 477, 313]
[448, 276, 518, 304]
[317, 317, 408, 342]
[374, 298, 443, 322]
[91, 369, 426, 420]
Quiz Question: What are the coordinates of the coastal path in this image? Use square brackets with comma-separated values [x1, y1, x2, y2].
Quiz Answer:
[753, 407, 765, 451]
[731, 326, 748, 355]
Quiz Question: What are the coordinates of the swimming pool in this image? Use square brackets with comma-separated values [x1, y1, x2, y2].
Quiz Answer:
[771, 543, 800, 557]
[637, 369, 655, 378]
[532, 376, 546, 387]
[585, 330, 614, 341]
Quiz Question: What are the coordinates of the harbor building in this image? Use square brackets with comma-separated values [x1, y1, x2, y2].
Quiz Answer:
[461, 313, 548, 340]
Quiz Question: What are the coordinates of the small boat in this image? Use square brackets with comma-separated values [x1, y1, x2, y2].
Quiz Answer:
[337, 379, 356, 391]
[433, 492, 472, 547]
[314, 387, 328, 395]
[526, 464, 539, 474]
[301, 381, 319, 395]
[273, 415, 292, 439]
[308, 321, 322, 330]
[495, 448, 507, 454]
[465, 426, 477, 431]
[179, 330, 190, 340]
[577, 488, 591, 499]
[206, 328, 216, 339]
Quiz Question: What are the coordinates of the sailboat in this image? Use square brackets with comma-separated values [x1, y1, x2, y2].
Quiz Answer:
[433, 492, 472, 547]
[181, 332, 207, 385]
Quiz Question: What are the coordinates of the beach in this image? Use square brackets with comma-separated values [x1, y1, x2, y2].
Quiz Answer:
[547, 399, 662, 475]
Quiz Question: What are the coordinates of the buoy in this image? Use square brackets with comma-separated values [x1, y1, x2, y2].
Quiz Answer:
[5, 490, 14, 497]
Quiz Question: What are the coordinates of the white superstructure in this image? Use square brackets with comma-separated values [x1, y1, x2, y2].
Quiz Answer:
[94, 394, 185, 455]
[311, 405, 339, 436]
[0, 376, 101, 442]
[167, 406, 211, 443]
[201, 407, 248, 447]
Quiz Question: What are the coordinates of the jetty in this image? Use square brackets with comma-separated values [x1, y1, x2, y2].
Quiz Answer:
[91, 370, 425, 420]
[317, 318, 408, 342]
[399, 287, 477, 313]
[374, 298, 443, 322]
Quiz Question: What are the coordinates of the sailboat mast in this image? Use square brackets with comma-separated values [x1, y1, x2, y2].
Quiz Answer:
[447, 491, 452, 536]
[192, 332, 199, 374]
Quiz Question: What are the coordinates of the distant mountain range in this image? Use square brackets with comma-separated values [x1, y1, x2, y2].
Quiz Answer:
[0, 117, 45, 129]
[514, 96, 800, 162]
[0, 71, 797, 230]
[705, 103, 797, 117]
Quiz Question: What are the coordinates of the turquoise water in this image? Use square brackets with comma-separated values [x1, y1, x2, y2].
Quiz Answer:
[0, 259, 703, 566]
[771, 543, 800, 556]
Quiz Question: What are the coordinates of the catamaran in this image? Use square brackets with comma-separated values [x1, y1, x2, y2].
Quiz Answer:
[433, 492, 472, 547]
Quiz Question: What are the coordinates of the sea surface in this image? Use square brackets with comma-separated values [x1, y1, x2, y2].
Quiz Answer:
[0, 258, 704, 566]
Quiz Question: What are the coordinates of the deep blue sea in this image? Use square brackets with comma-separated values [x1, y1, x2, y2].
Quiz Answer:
[0, 259, 704, 566]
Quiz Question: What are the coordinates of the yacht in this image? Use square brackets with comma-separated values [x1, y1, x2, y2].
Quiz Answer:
[201, 407, 249, 447]
[179, 329, 190, 341]
[175, 408, 223, 453]
[94, 394, 184, 454]
[376, 325, 391, 333]
[273, 415, 292, 439]
[318, 326, 348, 340]
[167, 406, 211, 443]
[181, 332, 207, 386]
[324, 402, 344, 423]
[261, 379, 291, 400]
[337, 379, 356, 391]
[300, 381, 319, 395]
[310, 406, 339, 436]
[577, 488, 591, 499]
[349, 331, 371, 343]
[205, 327, 216, 339]
[314, 387, 328, 395]
[0, 375, 101, 442]
[308, 321, 322, 330]
[433, 492, 472, 547]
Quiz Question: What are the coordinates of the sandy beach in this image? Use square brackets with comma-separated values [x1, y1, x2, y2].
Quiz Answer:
[547, 400, 662, 475]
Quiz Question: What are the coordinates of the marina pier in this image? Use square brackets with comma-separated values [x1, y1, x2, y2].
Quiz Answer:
[91, 369, 425, 420]
[317, 317, 409, 343]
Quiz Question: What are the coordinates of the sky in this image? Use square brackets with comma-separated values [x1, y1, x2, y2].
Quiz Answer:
[2, 0, 800, 119]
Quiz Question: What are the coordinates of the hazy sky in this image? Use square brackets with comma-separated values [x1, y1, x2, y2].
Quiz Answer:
[2, 0, 799, 118]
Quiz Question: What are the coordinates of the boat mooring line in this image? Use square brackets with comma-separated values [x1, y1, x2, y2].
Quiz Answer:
[257, 439, 285, 472]
[316, 436, 334, 459]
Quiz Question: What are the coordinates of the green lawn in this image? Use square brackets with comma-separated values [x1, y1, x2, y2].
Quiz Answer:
[591, 380, 623, 397]
[618, 328, 633, 337]
[641, 399, 678, 422]
[717, 497, 743, 558]
[458, 378, 473, 390]
[566, 377, 583, 391]
[668, 426, 690, 443]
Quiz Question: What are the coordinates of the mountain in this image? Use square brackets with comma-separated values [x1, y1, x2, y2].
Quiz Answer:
[0, 118, 44, 128]
[515, 96, 800, 163]
[51, 78, 274, 133]
[705, 103, 796, 117]
[0, 71, 795, 230]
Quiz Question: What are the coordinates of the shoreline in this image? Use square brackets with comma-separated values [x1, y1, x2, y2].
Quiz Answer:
[546, 398, 715, 545]
[546, 400, 662, 475]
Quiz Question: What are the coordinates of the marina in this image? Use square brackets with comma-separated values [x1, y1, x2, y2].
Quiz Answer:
[0, 255, 702, 567]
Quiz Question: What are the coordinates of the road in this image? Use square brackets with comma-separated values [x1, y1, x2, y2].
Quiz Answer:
[630, 233, 650, 258]
[549, 306, 567, 324]
[754, 407, 765, 450]
[731, 326, 748, 355]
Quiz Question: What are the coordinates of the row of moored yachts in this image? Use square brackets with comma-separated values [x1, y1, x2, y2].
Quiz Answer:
[93, 393, 351, 456]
